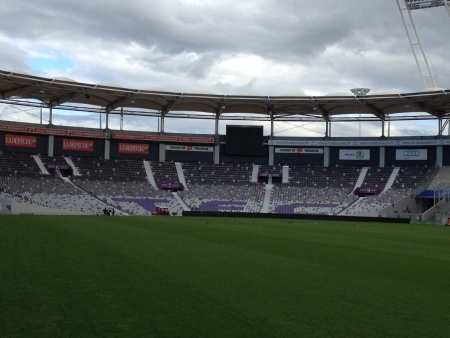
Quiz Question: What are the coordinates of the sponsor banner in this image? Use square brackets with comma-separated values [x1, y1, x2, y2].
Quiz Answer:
[113, 133, 179, 142]
[113, 133, 214, 143]
[5, 134, 37, 148]
[34, 127, 69, 135]
[339, 149, 370, 160]
[71, 131, 109, 138]
[180, 137, 215, 143]
[275, 147, 324, 154]
[0, 124, 32, 133]
[62, 138, 94, 151]
[165, 145, 213, 152]
[268, 139, 450, 147]
[118, 142, 149, 154]
[396, 149, 427, 160]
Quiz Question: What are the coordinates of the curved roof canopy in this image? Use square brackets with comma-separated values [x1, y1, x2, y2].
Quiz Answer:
[0, 70, 449, 123]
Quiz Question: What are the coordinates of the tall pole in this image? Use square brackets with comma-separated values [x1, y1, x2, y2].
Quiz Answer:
[351, 88, 370, 137]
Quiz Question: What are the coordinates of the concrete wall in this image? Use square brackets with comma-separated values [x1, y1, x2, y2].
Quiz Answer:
[183, 211, 409, 224]
[11, 201, 92, 215]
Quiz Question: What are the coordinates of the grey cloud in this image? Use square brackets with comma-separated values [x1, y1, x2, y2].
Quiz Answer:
[0, 0, 449, 137]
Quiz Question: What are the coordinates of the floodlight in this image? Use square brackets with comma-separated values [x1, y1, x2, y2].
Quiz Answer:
[350, 88, 371, 96]
[405, 0, 448, 10]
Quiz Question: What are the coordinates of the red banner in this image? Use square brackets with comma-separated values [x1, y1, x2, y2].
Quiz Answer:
[71, 131, 108, 138]
[34, 127, 69, 135]
[5, 134, 37, 148]
[180, 137, 214, 143]
[0, 124, 32, 133]
[112, 133, 214, 143]
[62, 138, 94, 151]
[118, 142, 149, 154]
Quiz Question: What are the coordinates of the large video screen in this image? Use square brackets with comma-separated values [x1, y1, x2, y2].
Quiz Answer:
[226, 125, 263, 155]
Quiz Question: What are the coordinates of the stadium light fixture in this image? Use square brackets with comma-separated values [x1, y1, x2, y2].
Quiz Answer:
[350, 88, 371, 96]
[405, 0, 450, 11]
[350, 88, 370, 137]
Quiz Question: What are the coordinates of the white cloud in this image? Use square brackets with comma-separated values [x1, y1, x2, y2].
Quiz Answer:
[0, 0, 448, 137]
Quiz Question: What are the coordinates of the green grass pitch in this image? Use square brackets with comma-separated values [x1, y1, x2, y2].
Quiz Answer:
[1, 215, 450, 338]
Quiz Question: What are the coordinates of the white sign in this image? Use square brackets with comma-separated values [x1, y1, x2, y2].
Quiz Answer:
[165, 145, 213, 152]
[0, 198, 11, 214]
[268, 139, 450, 147]
[275, 148, 323, 154]
[339, 149, 370, 160]
[395, 149, 427, 161]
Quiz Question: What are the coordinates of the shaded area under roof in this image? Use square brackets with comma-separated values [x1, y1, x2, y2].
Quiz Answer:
[0, 70, 449, 123]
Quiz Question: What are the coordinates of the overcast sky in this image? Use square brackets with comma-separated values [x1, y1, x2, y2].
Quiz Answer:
[0, 0, 449, 137]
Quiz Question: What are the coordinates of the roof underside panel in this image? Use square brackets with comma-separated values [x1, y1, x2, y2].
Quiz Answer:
[0, 70, 449, 122]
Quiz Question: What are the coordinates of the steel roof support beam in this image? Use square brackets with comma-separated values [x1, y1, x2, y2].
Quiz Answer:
[162, 96, 181, 115]
[359, 102, 386, 136]
[1, 85, 37, 99]
[49, 105, 53, 125]
[312, 102, 330, 137]
[441, 119, 449, 135]
[49, 91, 85, 107]
[270, 110, 274, 137]
[160, 97, 181, 134]
[215, 101, 225, 136]
[105, 106, 110, 130]
[107, 93, 137, 112]
[407, 100, 443, 117]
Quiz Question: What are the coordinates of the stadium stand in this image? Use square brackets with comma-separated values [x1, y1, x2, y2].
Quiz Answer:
[0, 148, 437, 218]
[179, 163, 264, 212]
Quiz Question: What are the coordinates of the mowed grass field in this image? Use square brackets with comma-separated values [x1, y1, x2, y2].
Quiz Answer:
[1, 215, 450, 338]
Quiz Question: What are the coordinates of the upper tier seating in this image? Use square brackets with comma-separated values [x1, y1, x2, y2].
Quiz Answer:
[71, 157, 147, 182]
[182, 162, 252, 185]
[0, 152, 40, 177]
[150, 161, 178, 183]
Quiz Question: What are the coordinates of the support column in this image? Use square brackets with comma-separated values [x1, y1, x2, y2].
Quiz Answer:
[214, 144, 220, 164]
[49, 106, 53, 125]
[215, 113, 219, 136]
[436, 146, 443, 168]
[105, 107, 110, 130]
[325, 120, 329, 137]
[160, 111, 166, 133]
[104, 139, 110, 160]
[159, 143, 165, 162]
[269, 146, 274, 166]
[120, 107, 124, 130]
[48, 135, 54, 157]
[381, 120, 385, 137]
[270, 111, 274, 137]
[324, 147, 330, 167]
[379, 146, 385, 168]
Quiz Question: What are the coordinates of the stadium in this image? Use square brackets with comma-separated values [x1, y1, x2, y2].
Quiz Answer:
[1, 69, 450, 222]
[1, 1, 450, 337]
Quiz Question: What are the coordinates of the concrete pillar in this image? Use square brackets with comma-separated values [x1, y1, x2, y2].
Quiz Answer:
[379, 146, 385, 168]
[324, 147, 330, 167]
[214, 144, 220, 164]
[104, 139, 110, 160]
[269, 145, 274, 166]
[48, 135, 54, 157]
[159, 143, 165, 162]
[436, 146, 443, 168]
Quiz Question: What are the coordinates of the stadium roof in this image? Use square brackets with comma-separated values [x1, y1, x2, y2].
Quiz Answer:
[0, 70, 449, 123]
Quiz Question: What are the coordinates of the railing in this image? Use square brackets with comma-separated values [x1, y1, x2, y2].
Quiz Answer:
[413, 165, 439, 196]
